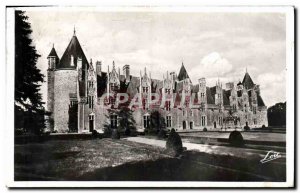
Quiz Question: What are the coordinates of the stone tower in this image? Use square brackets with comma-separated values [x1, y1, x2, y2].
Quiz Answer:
[47, 45, 59, 131]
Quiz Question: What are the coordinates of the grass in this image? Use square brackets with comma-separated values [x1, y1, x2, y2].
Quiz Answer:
[15, 138, 286, 181]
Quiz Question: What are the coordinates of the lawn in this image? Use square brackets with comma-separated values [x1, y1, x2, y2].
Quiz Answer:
[15, 138, 169, 180]
[15, 138, 286, 181]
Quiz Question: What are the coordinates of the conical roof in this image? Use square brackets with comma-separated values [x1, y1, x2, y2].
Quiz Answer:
[177, 63, 190, 81]
[242, 72, 255, 89]
[47, 47, 59, 58]
[57, 35, 88, 69]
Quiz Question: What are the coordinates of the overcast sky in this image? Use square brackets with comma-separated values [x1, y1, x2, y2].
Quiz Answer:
[25, 10, 286, 107]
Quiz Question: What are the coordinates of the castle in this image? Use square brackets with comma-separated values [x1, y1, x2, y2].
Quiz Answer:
[47, 31, 268, 133]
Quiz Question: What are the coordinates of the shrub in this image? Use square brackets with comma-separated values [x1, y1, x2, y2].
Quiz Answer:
[229, 130, 244, 147]
[124, 128, 131, 136]
[166, 128, 183, 157]
[203, 127, 207, 132]
[103, 127, 112, 138]
[111, 129, 120, 140]
[92, 130, 100, 139]
[262, 125, 266, 128]
[244, 125, 250, 131]
[157, 129, 167, 139]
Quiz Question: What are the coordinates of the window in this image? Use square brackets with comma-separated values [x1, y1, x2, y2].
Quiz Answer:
[89, 114, 94, 120]
[183, 110, 185, 116]
[165, 89, 171, 94]
[253, 106, 257, 114]
[218, 93, 221, 98]
[143, 115, 150, 129]
[110, 114, 118, 128]
[89, 81, 94, 88]
[166, 101, 171, 111]
[88, 96, 94, 109]
[253, 119, 257, 125]
[201, 116, 206, 126]
[143, 87, 148, 93]
[70, 55, 74, 66]
[218, 117, 222, 126]
[233, 104, 237, 111]
[166, 116, 172, 127]
[110, 97, 115, 106]
[49, 58, 55, 68]
[70, 100, 77, 107]
[201, 93, 205, 98]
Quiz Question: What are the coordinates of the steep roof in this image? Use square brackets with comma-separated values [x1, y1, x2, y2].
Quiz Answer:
[242, 72, 255, 89]
[257, 94, 266, 107]
[57, 35, 89, 69]
[47, 47, 59, 58]
[177, 63, 191, 82]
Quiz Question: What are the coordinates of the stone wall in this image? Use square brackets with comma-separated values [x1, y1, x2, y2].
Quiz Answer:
[47, 70, 55, 131]
[54, 70, 78, 132]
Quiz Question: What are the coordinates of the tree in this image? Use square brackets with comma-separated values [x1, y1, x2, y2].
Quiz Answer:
[14, 11, 45, 134]
[267, 102, 286, 126]
[117, 107, 136, 135]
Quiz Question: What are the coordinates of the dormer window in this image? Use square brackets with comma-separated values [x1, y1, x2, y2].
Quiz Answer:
[165, 89, 171, 94]
[70, 55, 74, 67]
[143, 87, 149, 93]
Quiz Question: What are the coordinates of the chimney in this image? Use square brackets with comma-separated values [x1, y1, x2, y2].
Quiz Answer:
[96, 61, 102, 76]
[123, 64, 130, 82]
[226, 82, 234, 90]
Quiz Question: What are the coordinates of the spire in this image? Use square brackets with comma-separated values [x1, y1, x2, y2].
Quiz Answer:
[73, 26, 76, 36]
[112, 61, 115, 69]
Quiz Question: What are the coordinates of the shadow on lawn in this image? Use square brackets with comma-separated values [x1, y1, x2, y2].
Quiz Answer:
[74, 151, 285, 182]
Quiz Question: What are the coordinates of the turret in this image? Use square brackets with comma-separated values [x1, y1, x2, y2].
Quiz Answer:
[47, 44, 59, 70]
[198, 78, 207, 104]
[96, 61, 102, 76]
[123, 64, 130, 82]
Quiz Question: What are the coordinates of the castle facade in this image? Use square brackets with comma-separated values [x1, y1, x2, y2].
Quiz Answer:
[47, 32, 268, 133]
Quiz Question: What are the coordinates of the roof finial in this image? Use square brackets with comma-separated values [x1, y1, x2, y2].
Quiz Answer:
[52, 43, 54, 48]
[73, 25, 76, 36]
[246, 66, 248, 73]
[112, 61, 115, 69]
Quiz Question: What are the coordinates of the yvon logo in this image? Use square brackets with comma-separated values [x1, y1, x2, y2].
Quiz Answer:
[260, 150, 281, 164]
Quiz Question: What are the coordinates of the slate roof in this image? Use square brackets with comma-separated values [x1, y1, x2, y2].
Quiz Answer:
[47, 47, 59, 58]
[242, 72, 255, 89]
[58, 35, 89, 70]
[57, 34, 89, 97]
[177, 63, 191, 82]
[257, 94, 265, 107]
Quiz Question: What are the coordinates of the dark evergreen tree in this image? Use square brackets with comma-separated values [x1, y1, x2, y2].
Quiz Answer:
[267, 102, 286, 126]
[14, 11, 45, 134]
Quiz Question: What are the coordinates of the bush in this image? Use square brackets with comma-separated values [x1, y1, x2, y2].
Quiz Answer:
[166, 128, 183, 157]
[92, 130, 101, 139]
[111, 129, 120, 140]
[103, 127, 112, 138]
[124, 128, 131, 136]
[157, 129, 167, 139]
[203, 127, 207, 132]
[244, 125, 250, 131]
[262, 125, 266, 128]
[229, 131, 244, 147]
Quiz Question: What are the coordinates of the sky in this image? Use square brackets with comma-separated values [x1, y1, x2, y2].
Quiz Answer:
[25, 10, 286, 107]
